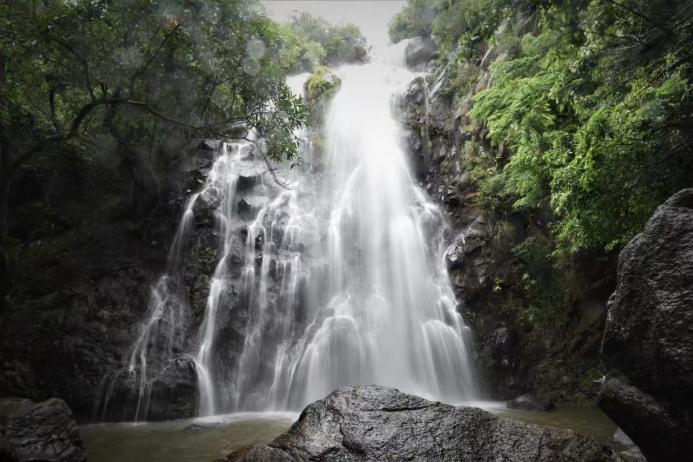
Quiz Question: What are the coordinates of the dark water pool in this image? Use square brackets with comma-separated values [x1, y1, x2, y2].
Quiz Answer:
[490, 402, 617, 443]
[81, 404, 618, 462]
[80, 412, 296, 462]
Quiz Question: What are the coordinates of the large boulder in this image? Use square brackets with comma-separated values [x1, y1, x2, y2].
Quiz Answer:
[598, 378, 685, 462]
[405, 36, 438, 71]
[227, 385, 614, 462]
[0, 397, 86, 462]
[599, 188, 693, 461]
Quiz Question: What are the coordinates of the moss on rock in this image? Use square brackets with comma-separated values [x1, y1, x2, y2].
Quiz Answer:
[304, 66, 341, 126]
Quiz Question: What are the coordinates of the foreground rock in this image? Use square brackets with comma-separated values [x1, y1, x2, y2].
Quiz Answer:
[227, 385, 613, 461]
[0, 397, 86, 462]
[599, 188, 693, 462]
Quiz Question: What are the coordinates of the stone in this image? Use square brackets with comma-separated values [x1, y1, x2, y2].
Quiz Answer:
[236, 163, 266, 191]
[598, 377, 688, 462]
[599, 188, 693, 462]
[145, 356, 197, 421]
[506, 393, 555, 412]
[185, 421, 224, 432]
[199, 139, 222, 151]
[405, 36, 438, 70]
[0, 141, 217, 422]
[611, 428, 646, 462]
[226, 385, 614, 462]
[0, 397, 86, 462]
[445, 217, 492, 301]
[602, 188, 693, 398]
[237, 194, 268, 221]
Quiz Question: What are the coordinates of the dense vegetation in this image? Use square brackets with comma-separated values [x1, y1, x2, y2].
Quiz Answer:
[281, 12, 370, 72]
[0, 0, 370, 302]
[0, 0, 308, 235]
[390, 0, 693, 257]
[391, 1, 692, 393]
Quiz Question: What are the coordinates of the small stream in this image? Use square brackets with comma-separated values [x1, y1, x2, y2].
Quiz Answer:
[81, 404, 618, 462]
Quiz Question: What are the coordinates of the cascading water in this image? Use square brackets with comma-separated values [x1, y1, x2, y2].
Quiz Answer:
[117, 43, 478, 420]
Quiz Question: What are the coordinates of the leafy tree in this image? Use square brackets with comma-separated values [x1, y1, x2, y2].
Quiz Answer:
[471, 0, 693, 255]
[0, 0, 306, 236]
[286, 12, 370, 71]
[388, 0, 438, 43]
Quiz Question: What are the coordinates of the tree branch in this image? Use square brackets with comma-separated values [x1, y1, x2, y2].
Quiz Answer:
[243, 137, 292, 190]
[6, 97, 253, 177]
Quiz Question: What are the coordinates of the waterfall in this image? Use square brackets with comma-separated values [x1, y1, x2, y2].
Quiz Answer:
[120, 44, 478, 419]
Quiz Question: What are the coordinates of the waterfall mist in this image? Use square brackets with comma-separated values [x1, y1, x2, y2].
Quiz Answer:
[118, 44, 477, 419]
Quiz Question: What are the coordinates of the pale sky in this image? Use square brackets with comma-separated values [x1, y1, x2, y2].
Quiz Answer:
[263, 1, 406, 55]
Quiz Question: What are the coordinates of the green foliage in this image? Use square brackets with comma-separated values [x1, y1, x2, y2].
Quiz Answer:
[284, 12, 370, 72]
[0, 0, 306, 167]
[304, 66, 341, 125]
[464, 0, 693, 256]
[388, 0, 514, 56]
[388, 0, 437, 43]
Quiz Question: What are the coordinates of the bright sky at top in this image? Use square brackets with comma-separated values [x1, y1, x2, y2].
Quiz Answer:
[263, 1, 407, 56]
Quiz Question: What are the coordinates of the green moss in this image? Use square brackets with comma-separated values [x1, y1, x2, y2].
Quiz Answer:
[304, 66, 341, 126]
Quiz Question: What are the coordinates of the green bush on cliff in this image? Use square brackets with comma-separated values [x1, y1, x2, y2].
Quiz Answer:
[304, 67, 342, 125]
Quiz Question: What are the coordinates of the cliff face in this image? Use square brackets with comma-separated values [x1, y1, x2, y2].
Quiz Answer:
[398, 40, 614, 402]
[0, 137, 218, 421]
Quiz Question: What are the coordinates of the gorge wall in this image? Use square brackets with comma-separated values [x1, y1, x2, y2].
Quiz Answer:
[398, 38, 614, 403]
[0, 137, 218, 420]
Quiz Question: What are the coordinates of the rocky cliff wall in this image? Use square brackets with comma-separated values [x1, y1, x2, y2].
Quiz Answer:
[398, 39, 614, 402]
[0, 137, 219, 421]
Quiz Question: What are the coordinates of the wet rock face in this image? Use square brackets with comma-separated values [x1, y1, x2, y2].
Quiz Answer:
[0, 141, 216, 421]
[144, 357, 198, 421]
[397, 27, 613, 404]
[227, 385, 614, 462]
[598, 378, 687, 462]
[0, 397, 86, 462]
[599, 188, 693, 461]
[404, 36, 438, 71]
[445, 217, 492, 301]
